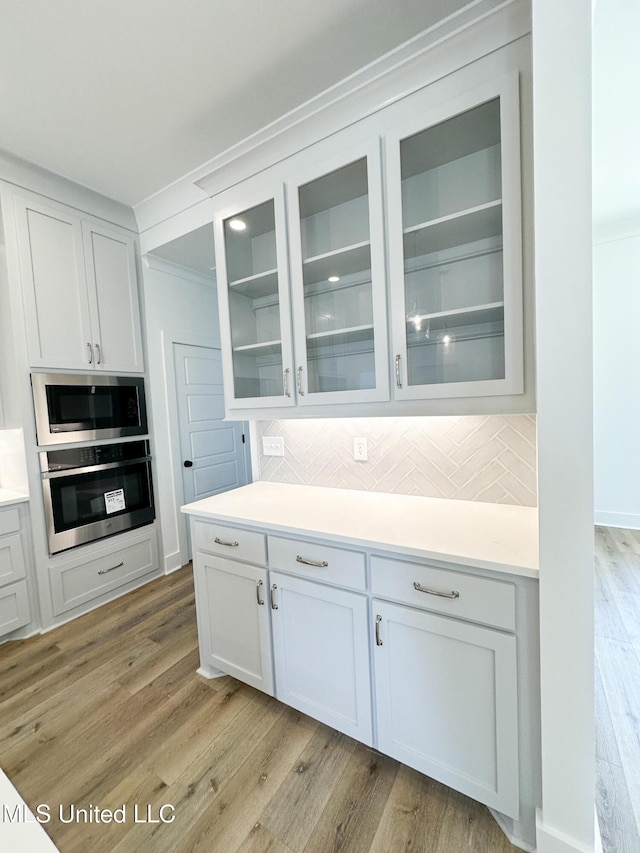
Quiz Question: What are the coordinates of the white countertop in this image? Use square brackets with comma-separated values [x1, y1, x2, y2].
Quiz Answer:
[0, 489, 29, 507]
[182, 483, 539, 578]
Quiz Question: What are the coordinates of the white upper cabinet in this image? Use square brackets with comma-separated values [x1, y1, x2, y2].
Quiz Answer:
[15, 193, 144, 373]
[213, 180, 296, 410]
[213, 66, 525, 417]
[286, 141, 389, 405]
[385, 74, 523, 399]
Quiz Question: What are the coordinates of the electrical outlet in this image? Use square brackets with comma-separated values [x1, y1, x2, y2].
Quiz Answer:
[353, 437, 368, 461]
[262, 436, 284, 457]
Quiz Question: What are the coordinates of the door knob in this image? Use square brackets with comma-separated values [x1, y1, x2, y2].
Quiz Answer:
[183, 460, 193, 468]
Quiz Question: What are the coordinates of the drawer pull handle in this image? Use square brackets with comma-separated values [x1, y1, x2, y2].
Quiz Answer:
[413, 581, 460, 599]
[256, 579, 265, 606]
[98, 561, 124, 576]
[270, 583, 278, 610]
[283, 367, 291, 398]
[296, 555, 328, 568]
[375, 614, 383, 646]
[214, 537, 239, 547]
[87, 342, 93, 364]
[297, 366, 305, 396]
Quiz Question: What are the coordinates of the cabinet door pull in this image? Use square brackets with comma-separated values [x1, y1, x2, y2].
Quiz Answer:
[283, 368, 291, 397]
[87, 342, 93, 364]
[270, 583, 278, 610]
[375, 614, 383, 646]
[95, 343, 101, 365]
[256, 579, 265, 606]
[395, 354, 403, 389]
[98, 561, 124, 576]
[296, 555, 328, 568]
[413, 581, 460, 599]
[214, 536, 239, 547]
[297, 366, 305, 396]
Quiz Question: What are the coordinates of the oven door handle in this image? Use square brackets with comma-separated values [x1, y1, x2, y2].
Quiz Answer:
[41, 456, 152, 478]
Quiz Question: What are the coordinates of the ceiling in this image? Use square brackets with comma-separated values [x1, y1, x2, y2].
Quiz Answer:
[0, 0, 469, 209]
[0, 0, 634, 246]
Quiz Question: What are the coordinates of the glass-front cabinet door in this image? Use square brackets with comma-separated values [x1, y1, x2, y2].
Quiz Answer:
[287, 141, 389, 405]
[386, 74, 523, 400]
[213, 183, 295, 409]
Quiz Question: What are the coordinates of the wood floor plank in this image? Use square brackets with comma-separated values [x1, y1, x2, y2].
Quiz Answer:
[236, 821, 295, 853]
[368, 763, 450, 853]
[258, 723, 358, 850]
[596, 758, 640, 853]
[301, 743, 399, 853]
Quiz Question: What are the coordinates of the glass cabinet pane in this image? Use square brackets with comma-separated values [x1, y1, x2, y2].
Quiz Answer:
[399, 98, 506, 387]
[223, 200, 285, 399]
[297, 158, 377, 394]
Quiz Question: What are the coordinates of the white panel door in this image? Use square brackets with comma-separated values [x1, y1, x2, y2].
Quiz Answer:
[195, 554, 273, 695]
[16, 195, 92, 369]
[174, 343, 251, 508]
[83, 222, 144, 373]
[270, 570, 372, 744]
[373, 599, 519, 818]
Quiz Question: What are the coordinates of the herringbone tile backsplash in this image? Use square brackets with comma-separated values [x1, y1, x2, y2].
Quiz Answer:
[256, 416, 537, 506]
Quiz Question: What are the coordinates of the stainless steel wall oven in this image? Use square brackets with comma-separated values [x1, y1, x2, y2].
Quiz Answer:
[40, 440, 155, 555]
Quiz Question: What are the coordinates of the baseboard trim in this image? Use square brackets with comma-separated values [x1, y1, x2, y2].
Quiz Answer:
[535, 808, 599, 853]
[489, 808, 535, 852]
[594, 511, 640, 529]
[196, 664, 226, 679]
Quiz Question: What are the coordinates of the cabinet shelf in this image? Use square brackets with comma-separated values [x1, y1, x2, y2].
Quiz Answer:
[232, 339, 282, 356]
[403, 201, 502, 260]
[306, 324, 374, 347]
[407, 303, 504, 347]
[303, 241, 371, 286]
[229, 269, 279, 299]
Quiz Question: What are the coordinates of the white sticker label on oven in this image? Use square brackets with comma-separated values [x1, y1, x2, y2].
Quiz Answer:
[104, 488, 126, 515]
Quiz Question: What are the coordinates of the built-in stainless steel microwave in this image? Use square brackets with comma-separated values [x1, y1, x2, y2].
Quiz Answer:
[31, 373, 147, 446]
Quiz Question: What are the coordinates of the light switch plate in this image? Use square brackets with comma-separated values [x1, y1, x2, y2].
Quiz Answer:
[262, 436, 284, 457]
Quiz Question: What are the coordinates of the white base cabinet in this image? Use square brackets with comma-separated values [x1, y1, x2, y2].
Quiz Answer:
[188, 513, 539, 846]
[0, 505, 31, 638]
[270, 570, 372, 744]
[195, 553, 273, 695]
[373, 599, 518, 817]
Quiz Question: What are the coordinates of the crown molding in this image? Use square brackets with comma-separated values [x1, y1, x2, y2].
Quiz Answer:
[143, 253, 215, 288]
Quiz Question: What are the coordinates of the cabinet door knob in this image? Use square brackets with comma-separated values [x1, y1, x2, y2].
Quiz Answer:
[183, 460, 193, 468]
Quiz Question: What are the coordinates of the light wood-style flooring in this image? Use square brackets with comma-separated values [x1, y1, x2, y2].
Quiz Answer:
[3, 527, 638, 853]
[595, 525, 640, 853]
[0, 565, 520, 853]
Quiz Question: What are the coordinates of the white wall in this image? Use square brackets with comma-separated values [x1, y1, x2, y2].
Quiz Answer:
[142, 255, 219, 572]
[593, 219, 640, 529]
[533, 1, 595, 851]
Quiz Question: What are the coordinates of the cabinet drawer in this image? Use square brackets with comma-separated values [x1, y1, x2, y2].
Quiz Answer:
[0, 580, 30, 636]
[268, 536, 366, 591]
[193, 520, 266, 565]
[0, 508, 20, 537]
[0, 534, 26, 587]
[50, 529, 159, 616]
[370, 555, 515, 631]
